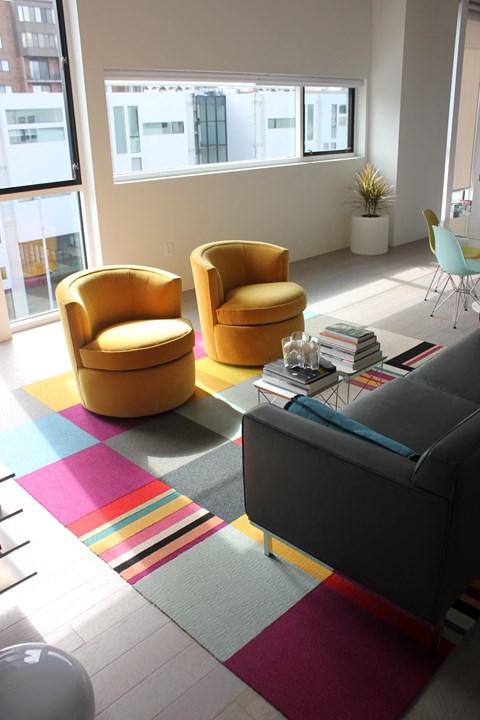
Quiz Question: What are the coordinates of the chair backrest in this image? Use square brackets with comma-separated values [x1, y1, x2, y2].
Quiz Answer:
[432, 226, 470, 277]
[422, 209, 439, 254]
[200, 241, 288, 294]
[56, 265, 182, 346]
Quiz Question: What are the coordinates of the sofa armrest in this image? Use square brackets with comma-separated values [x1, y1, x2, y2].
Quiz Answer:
[242, 403, 450, 622]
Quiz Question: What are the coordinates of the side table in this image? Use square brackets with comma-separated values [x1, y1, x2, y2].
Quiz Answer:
[254, 355, 386, 409]
[254, 371, 340, 406]
[334, 355, 387, 406]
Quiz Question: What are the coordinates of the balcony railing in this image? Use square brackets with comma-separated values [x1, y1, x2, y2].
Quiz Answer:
[26, 73, 61, 82]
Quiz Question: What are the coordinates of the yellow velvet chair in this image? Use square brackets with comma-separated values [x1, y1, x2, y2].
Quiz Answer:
[55, 265, 196, 417]
[190, 240, 307, 366]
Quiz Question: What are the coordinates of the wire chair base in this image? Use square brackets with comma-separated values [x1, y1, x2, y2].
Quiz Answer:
[430, 274, 480, 328]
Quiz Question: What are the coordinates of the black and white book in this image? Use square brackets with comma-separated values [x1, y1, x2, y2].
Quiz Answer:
[263, 358, 337, 385]
[261, 369, 339, 395]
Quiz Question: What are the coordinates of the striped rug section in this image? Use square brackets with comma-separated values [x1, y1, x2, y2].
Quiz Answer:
[444, 580, 480, 645]
[386, 341, 444, 372]
[348, 366, 403, 392]
[348, 343, 445, 392]
[67, 478, 226, 584]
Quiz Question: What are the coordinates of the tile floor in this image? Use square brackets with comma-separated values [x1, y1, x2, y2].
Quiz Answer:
[1, 238, 480, 719]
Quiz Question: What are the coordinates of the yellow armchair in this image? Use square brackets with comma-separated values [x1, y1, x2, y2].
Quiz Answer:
[55, 265, 195, 417]
[190, 240, 307, 366]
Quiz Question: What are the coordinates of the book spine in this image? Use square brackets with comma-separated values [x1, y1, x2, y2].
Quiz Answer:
[334, 354, 383, 372]
[319, 331, 376, 349]
[320, 342, 380, 361]
[262, 372, 338, 394]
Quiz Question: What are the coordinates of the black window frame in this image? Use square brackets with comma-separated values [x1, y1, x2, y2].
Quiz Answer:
[302, 87, 355, 158]
[0, 0, 81, 196]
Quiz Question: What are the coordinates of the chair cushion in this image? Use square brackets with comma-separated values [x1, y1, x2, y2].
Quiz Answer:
[216, 281, 306, 326]
[80, 318, 194, 371]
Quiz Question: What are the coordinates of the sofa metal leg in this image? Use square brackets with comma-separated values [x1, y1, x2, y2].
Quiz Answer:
[430, 616, 445, 656]
[263, 532, 273, 557]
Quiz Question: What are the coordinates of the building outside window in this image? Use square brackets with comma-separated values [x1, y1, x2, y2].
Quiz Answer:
[104, 74, 358, 181]
[0, 0, 85, 326]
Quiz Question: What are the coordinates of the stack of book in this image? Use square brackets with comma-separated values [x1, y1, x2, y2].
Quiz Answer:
[318, 322, 383, 372]
[262, 358, 339, 396]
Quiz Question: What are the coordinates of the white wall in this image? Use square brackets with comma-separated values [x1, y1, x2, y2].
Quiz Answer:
[393, 0, 459, 245]
[369, 0, 459, 247]
[454, 11, 480, 191]
[67, 0, 373, 288]
[66, 0, 460, 286]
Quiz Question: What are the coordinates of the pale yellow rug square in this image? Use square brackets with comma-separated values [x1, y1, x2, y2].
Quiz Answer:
[23, 371, 79, 411]
[232, 514, 333, 583]
[195, 357, 260, 393]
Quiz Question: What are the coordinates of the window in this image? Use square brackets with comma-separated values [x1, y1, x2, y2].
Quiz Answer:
[194, 94, 227, 164]
[6, 108, 63, 124]
[113, 106, 127, 153]
[268, 118, 295, 129]
[303, 87, 354, 155]
[104, 72, 361, 181]
[21, 32, 57, 49]
[128, 105, 140, 153]
[18, 5, 55, 23]
[9, 127, 65, 144]
[30, 59, 51, 81]
[143, 121, 185, 135]
[0, 0, 86, 326]
[0, 60, 9, 72]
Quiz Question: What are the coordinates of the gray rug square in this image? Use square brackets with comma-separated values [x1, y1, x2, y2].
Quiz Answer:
[105, 411, 229, 478]
[162, 440, 244, 522]
[0, 388, 53, 432]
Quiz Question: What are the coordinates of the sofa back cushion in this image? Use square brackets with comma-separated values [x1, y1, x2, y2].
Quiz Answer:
[285, 396, 419, 459]
[341, 376, 480, 456]
[405, 329, 480, 404]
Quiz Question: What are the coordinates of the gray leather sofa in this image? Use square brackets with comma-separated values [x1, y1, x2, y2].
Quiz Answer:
[242, 329, 480, 644]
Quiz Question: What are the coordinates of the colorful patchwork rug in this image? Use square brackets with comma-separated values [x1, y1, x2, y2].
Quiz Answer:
[0, 316, 476, 720]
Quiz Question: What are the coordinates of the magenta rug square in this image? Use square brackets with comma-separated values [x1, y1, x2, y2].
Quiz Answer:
[194, 331, 206, 359]
[18, 443, 156, 525]
[226, 582, 440, 720]
[59, 404, 147, 441]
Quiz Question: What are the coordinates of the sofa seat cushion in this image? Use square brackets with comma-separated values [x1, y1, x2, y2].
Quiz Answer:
[405, 330, 480, 403]
[341, 376, 480, 455]
[285, 395, 419, 459]
[217, 282, 306, 326]
[80, 318, 194, 371]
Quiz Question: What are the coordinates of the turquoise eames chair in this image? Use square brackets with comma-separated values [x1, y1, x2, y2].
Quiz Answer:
[431, 226, 480, 328]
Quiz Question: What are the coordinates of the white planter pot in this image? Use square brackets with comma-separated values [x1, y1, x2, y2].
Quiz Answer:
[351, 214, 389, 255]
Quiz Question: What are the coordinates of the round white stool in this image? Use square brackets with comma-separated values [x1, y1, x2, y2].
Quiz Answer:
[0, 643, 95, 720]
